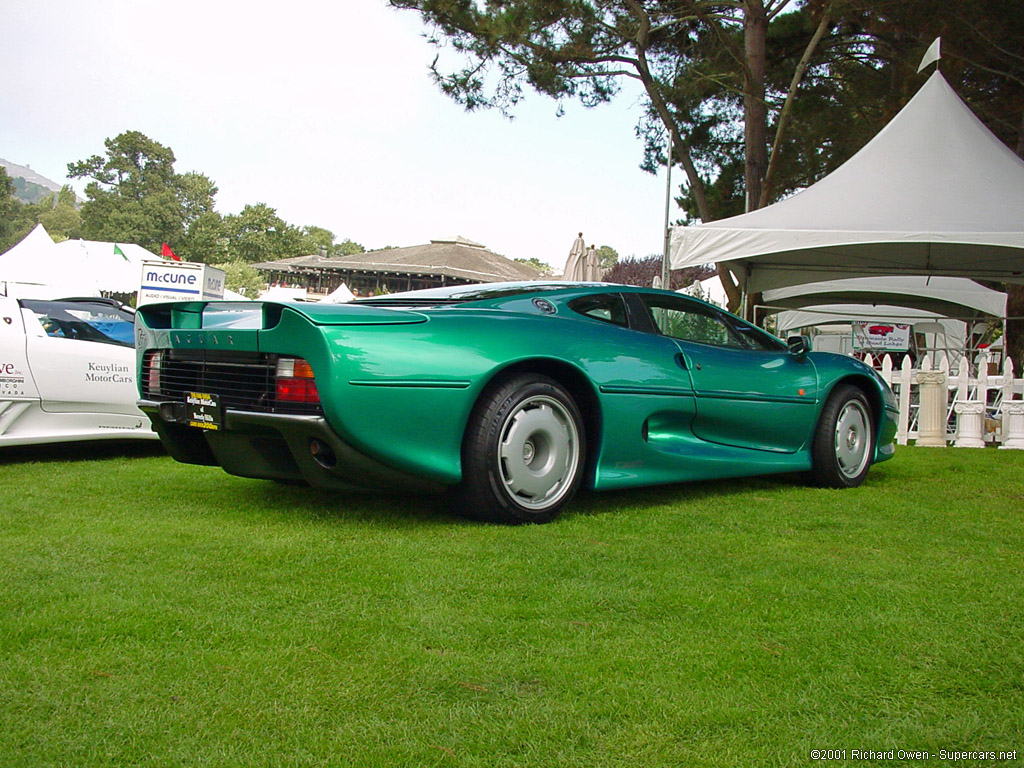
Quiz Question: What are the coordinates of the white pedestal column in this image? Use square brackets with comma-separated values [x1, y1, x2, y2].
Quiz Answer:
[1000, 402, 1024, 450]
[916, 370, 948, 447]
[953, 401, 986, 448]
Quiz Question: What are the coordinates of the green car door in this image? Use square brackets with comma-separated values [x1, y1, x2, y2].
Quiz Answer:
[635, 293, 818, 453]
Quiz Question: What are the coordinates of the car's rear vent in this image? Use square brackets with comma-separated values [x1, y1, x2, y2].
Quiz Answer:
[142, 350, 322, 415]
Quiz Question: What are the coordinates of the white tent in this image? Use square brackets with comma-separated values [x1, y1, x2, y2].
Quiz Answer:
[321, 282, 355, 304]
[762, 276, 1006, 319]
[0, 224, 101, 298]
[777, 303, 971, 366]
[678, 275, 728, 307]
[55, 238, 162, 295]
[670, 71, 1024, 295]
[259, 286, 308, 302]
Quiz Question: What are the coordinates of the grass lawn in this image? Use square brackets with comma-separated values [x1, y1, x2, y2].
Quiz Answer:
[1, 443, 1022, 767]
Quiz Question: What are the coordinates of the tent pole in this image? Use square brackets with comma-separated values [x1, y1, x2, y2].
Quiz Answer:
[661, 130, 673, 289]
[740, 266, 751, 321]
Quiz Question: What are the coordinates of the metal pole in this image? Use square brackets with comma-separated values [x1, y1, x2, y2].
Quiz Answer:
[661, 129, 673, 289]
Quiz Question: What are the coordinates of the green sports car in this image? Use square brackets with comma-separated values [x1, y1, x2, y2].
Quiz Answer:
[135, 282, 897, 523]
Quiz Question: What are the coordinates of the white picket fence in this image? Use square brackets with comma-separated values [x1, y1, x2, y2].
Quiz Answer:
[865, 351, 1024, 448]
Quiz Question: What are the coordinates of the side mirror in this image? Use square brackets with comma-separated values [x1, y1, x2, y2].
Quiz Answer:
[787, 335, 811, 357]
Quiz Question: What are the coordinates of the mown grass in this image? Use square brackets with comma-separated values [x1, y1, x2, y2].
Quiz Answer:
[1, 444, 1022, 767]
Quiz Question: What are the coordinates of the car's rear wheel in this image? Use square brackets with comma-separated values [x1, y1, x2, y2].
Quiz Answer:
[811, 384, 874, 488]
[453, 374, 585, 524]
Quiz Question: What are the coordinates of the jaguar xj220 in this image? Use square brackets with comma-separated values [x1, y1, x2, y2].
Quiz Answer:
[135, 282, 897, 523]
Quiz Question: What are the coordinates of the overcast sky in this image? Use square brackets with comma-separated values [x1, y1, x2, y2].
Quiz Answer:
[1, 0, 671, 270]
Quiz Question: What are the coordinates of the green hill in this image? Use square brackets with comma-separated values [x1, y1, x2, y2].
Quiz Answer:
[0, 158, 66, 204]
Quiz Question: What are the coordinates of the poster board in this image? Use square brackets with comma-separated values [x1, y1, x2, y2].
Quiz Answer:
[852, 321, 912, 351]
[137, 261, 225, 306]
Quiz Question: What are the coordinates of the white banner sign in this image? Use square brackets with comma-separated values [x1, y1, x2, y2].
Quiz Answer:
[852, 321, 912, 351]
[137, 261, 225, 306]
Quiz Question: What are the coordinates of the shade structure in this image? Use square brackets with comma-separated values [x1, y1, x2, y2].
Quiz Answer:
[762, 276, 1006, 319]
[670, 72, 1024, 294]
[54, 238, 161, 294]
[0, 224, 100, 298]
[321, 282, 355, 303]
[776, 304, 967, 337]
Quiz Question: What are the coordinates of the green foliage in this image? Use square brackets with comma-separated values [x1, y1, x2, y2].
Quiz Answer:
[180, 211, 227, 263]
[221, 203, 304, 264]
[514, 256, 553, 274]
[334, 238, 366, 256]
[393, 0, 1024, 222]
[298, 225, 335, 256]
[176, 172, 224, 262]
[0, 172, 82, 251]
[0, 445, 1022, 765]
[212, 260, 266, 297]
[10, 177, 52, 204]
[32, 187, 83, 242]
[0, 168, 34, 252]
[595, 244, 618, 269]
[69, 131, 195, 253]
[10, 132, 367, 264]
[68, 130, 177, 199]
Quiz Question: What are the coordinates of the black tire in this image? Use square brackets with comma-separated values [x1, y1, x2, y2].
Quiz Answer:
[810, 384, 874, 488]
[452, 374, 586, 524]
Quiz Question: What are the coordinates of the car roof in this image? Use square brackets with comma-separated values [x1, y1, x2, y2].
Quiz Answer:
[355, 280, 680, 306]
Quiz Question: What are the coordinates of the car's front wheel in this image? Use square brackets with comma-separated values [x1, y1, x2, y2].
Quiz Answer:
[453, 374, 585, 524]
[811, 384, 874, 488]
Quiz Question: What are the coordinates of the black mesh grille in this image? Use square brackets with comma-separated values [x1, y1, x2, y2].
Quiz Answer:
[142, 350, 322, 415]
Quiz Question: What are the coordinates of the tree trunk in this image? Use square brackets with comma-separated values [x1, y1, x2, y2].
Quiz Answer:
[760, 2, 832, 208]
[717, 264, 742, 312]
[743, 0, 769, 214]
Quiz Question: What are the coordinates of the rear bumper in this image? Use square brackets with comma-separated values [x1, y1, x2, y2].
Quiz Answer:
[138, 399, 446, 494]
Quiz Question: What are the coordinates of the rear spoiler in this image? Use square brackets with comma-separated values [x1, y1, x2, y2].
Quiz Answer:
[136, 300, 428, 330]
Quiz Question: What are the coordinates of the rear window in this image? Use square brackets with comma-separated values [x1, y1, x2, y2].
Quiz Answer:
[569, 294, 628, 327]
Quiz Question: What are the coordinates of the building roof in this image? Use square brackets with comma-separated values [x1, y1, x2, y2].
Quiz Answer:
[253, 236, 543, 283]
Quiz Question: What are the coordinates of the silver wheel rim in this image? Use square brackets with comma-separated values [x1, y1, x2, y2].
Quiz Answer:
[835, 399, 871, 479]
[497, 395, 580, 511]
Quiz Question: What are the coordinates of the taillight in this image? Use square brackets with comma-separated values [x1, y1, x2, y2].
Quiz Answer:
[276, 357, 319, 403]
[145, 350, 162, 395]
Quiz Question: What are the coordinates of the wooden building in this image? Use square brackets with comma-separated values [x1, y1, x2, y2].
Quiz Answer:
[253, 236, 544, 296]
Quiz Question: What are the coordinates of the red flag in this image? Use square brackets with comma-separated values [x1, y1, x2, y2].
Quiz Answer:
[161, 242, 181, 261]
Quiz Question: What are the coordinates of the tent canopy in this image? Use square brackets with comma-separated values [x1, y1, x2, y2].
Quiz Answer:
[762, 276, 1006, 319]
[670, 72, 1024, 294]
[0, 224, 100, 298]
[775, 303, 972, 368]
[1, 226, 164, 298]
[776, 304, 967, 336]
[54, 238, 161, 294]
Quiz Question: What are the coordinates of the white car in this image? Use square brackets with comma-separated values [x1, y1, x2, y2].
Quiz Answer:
[0, 295, 157, 446]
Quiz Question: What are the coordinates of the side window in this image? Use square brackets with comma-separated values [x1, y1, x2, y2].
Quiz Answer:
[568, 293, 628, 327]
[730, 321, 787, 352]
[20, 300, 136, 348]
[641, 295, 745, 348]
